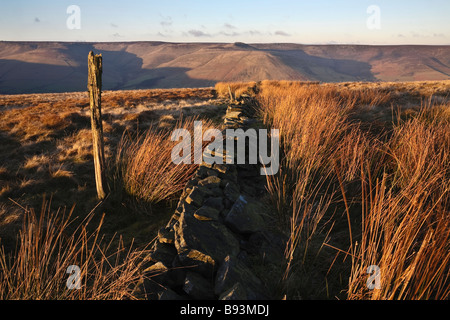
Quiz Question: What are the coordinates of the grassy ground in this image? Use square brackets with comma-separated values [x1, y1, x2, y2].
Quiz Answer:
[1, 80, 449, 299]
[0, 87, 227, 298]
[252, 80, 450, 300]
[0, 87, 225, 244]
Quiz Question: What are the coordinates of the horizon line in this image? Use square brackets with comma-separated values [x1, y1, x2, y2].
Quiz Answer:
[1, 40, 450, 47]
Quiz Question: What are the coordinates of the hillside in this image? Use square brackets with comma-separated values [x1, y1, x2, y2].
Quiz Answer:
[0, 41, 449, 94]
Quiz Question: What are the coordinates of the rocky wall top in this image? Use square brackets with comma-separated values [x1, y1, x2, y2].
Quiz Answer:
[134, 95, 285, 300]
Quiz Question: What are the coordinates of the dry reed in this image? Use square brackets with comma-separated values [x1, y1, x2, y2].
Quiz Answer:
[255, 80, 450, 299]
[114, 117, 219, 204]
[0, 199, 150, 299]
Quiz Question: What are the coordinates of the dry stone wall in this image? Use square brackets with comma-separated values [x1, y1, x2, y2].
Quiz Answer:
[134, 95, 285, 300]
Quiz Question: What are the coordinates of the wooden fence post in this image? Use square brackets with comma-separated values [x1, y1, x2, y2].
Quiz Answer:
[87, 51, 108, 200]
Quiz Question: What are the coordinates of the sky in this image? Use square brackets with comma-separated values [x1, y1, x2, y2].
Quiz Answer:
[1, 0, 449, 45]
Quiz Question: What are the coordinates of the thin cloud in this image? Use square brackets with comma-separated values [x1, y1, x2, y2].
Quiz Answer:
[220, 31, 241, 37]
[188, 29, 211, 37]
[110, 23, 118, 28]
[224, 23, 237, 29]
[160, 15, 173, 27]
[248, 30, 263, 36]
[410, 31, 446, 39]
[274, 30, 291, 36]
[34, 17, 40, 23]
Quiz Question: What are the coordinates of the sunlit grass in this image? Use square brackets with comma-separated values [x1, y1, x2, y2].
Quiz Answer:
[254, 80, 450, 300]
[0, 199, 150, 300]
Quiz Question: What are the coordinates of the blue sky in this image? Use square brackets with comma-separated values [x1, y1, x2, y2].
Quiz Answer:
[1, 0, 449, 44]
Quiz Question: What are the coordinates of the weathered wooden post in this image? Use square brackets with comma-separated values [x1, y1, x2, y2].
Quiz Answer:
[87, 51, 108, 200]
[227, 85, 235, 102]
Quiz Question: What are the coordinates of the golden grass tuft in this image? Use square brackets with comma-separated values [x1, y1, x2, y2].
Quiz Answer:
[0, 199, 150, 300]
[347, 103, 450, 300]
[215, 81, 257, 99]
[254, 80, 450, 299]
[114, 117, 219, 204]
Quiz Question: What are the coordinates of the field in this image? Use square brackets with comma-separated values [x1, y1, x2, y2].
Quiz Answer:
[0, 80, 449, 299]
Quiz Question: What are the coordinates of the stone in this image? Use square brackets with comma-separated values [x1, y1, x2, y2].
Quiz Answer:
[203, 150, 224, 162]
[143, 261, 169, 278]
[171, 212, 181, 223]
[177, 249, 216, 276]
[223, 198, 233, 209]
[225, 195, 266, 234]
[185, 178, 198, 188]
[181, 187, 193, 200]
[223, 181, 240, 203]
[175, 199, 197, 217]
[237, 250, 249, 264]
[198, 177, 223, 191]
[242, 118, 256, 126]
[227, 106, 244, 113]
[220, 172, 238, 185]
[210, 187, 223, 197]
[185, 186, 213, 207]
[158, 226, 175, 244]
[220, 208, 229, 219]
[183, 272, 215, 300]
[196, 165, 219, 179]
[203, 197, 224, 212]
[174, 210, 240, 264]
[203, 144, 226, 156]
[149, 241, 177, 266]
[224, 120, 242, 129]
[174, 200, 184, 215]
[139, 261, 177, 299]
[201, 161, 214, 168]
[170, 255, 188, 285]
[214, 255, 268, 300]
[224, 118, 240, 124]
[219, 282, 247, 300]
[226, 111, 243, 119]
[213, 163, 230, 174]
[194, 206, 220, 221]
[139, 254, 157, 272]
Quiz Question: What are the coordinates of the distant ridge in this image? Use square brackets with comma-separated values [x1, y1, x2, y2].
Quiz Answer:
[0, 41, 449, 94]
